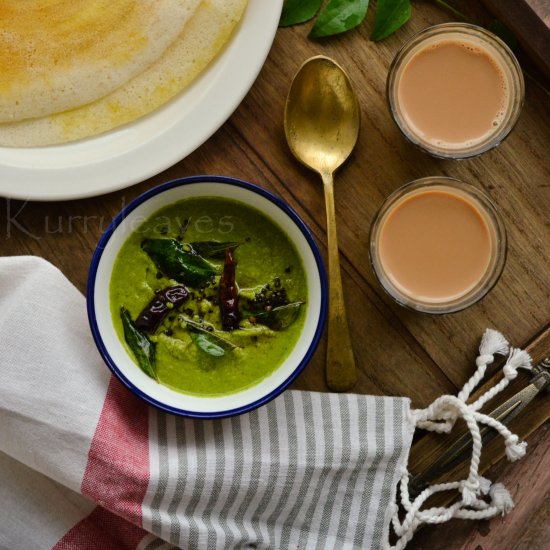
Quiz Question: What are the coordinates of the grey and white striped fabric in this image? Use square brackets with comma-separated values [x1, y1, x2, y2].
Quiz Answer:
[141, 391, 414, 550]
[0, 259, 526, 550]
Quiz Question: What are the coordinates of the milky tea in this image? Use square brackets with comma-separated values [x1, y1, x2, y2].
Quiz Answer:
[387, 24, 524, 158]
[369, 178, 507, 313]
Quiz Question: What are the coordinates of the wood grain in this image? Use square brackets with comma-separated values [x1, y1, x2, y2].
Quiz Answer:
[0, 0, 548, 547]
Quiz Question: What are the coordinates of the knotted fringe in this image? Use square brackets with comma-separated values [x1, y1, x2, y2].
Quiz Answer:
[387, 329, 532, 550]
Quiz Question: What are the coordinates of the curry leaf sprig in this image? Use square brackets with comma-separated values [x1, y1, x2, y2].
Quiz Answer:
[280, 0, 412, 40]
[279, 0, 548, 92]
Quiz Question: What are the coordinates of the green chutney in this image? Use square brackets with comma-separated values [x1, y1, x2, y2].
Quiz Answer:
[110, 197, 307, 396]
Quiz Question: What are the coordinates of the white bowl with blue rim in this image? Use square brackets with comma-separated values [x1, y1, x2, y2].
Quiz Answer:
[87, 175, 327, 418]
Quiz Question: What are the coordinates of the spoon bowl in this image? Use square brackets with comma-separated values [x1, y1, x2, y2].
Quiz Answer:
[284, 56, 360, 392]
[285, 56, 360, 176]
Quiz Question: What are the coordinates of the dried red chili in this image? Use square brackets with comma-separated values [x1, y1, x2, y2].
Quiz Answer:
[219, 248, 240, 331]
[135, 285, 189, 333]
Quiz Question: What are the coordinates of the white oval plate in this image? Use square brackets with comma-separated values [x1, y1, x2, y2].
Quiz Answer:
[0, 0, 283, 201]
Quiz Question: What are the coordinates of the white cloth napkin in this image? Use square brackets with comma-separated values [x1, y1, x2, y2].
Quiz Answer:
[0, 257, 414, 549]
[0, 257, 531, 550]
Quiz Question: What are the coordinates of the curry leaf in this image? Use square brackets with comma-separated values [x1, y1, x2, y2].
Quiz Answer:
[190, 332, 226, 356]
[488, 20, 518, 50]
[181, 317, 238, 355]
[120, 307, 157, 380]
[253, 302, 304, 331]
[370, 0, 411, 41]
[142, 238, 217, 287]
[309, 0, 369, 39]
[280, 0, 324, 27]
[189, 241, 241, 259]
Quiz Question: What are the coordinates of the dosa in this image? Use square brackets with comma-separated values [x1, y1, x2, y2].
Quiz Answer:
[0, 0, 202, 122]
[0, 0, 248, 146]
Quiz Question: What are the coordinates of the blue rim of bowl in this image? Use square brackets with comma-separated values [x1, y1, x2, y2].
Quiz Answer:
[87, 175, 328, 419]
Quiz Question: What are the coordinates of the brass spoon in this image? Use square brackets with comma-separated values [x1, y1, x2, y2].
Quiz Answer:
[284, 56, 359, 392]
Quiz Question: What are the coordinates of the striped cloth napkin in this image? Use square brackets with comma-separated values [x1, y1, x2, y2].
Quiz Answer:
[0, 257, 413, 549]
[0, 257, 528, 549]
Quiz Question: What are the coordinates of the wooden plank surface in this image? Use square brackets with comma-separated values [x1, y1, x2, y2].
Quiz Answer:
[0, 0, 549, 547]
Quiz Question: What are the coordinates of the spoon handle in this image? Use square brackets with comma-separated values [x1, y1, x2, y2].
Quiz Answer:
[322, 172, 357, 392]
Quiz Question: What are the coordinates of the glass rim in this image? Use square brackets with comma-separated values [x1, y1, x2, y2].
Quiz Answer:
[386, 22, 525, 160]
[369, 176, 507, 314]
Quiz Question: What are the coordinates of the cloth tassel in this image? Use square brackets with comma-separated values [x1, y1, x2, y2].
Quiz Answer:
[480, 328, 510, 357]
[505, 439, 527, 461]
[388, 329, 531, 550]
[489, 483, 514, 515]
[503, 348, 532, 380]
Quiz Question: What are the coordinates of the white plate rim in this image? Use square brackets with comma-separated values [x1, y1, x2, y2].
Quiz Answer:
[0, 0, 283, 201]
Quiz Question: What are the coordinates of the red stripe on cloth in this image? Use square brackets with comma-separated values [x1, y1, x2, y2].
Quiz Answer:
[81, 376, 150, 527]
[53, 505, 149, 550]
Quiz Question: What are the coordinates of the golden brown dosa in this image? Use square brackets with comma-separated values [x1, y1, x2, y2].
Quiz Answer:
[0, 0, 248, 147]
[0, 0, 202, 122]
